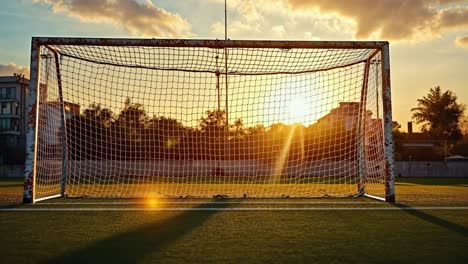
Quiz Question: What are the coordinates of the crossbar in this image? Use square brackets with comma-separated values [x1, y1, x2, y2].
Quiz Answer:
[32, 37, 388, 49]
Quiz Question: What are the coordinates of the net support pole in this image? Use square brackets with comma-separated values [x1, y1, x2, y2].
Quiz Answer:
[357, 60, 370, 196]
[381, 44, 395, 203]
[23, 39, 41, 204]
[52, 50, 67, 197]
[224, 49, 229, 128]
[224, 0, 229, 130]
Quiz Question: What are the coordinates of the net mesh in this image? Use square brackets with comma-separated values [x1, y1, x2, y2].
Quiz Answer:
[33, 42, 387, 199]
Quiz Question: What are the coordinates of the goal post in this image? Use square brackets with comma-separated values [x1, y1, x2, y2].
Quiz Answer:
[381, 43, 396, 203]
[23, 37, 395, 203]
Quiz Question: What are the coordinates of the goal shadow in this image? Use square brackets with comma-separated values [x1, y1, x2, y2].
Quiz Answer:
[40, 201, 230, 264]
[394, 203, 468, 237]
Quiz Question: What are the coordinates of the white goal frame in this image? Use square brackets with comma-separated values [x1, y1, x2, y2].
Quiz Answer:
[23, 37, 395, 203]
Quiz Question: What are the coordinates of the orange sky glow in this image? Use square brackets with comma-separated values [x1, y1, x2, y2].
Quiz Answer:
[0, 0, 467, 131]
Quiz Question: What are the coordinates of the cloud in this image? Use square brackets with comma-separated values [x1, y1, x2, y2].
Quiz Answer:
[285, 0, 438, 41]
[210, 0, 354, 40]
[455, 35, 468, 47]
[439, 6, 468, 29]
[284, 0, 468, 42]
[211, 0, 265, 37]
[435, 0, 468, 3]
[0, 63, 30, 77]
[211, 20, 259, 37]
[237, 0, 264, 24]
[303, 32, 321, 40]
[34, 0, 192, 37]
[272, 25, 286, 37]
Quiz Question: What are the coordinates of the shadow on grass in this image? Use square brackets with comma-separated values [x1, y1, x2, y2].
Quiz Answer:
[41, 201, 230, 264]
[0, 177, 23, 182]
[0, 203, 21, 208]
[395, 203, 467, 237]
[0, 184, 23, 188]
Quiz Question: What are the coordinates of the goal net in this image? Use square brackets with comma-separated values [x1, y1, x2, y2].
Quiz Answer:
[24, 38, 395, 203]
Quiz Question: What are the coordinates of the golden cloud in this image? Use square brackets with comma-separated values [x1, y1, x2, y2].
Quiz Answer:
[439, 7, 468, 29]
[34, 0, 192, 37]
[0, 63, 30, 77]
[285, 0, 467, 41]
[455, 35, 468, 47]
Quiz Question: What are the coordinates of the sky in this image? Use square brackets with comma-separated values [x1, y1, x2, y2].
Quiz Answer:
[0, 0, 467, 131]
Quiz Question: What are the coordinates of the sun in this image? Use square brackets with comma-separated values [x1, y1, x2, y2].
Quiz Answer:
[287, 96, 309, 124]
[263, 80, 321, 126]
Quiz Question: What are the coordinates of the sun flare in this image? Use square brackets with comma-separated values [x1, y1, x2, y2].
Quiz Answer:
[146, 198, 160, 207]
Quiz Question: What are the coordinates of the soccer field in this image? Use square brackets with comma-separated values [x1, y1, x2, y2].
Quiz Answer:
[1, 178, 467, 263]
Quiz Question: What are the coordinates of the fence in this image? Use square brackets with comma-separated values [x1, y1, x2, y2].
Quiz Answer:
[0, 165, 24, 178]
[395, 161, 468, 177]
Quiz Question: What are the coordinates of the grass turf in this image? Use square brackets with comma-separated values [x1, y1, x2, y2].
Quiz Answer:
[0, 177, 467, 263]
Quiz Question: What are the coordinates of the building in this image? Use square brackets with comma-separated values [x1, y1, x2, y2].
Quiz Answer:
[0, 74, 80, 164]
[399, 121, 443, 148]
[0, 75, 29, 165]
[316, 102, 373, 131]
[395, 122, 447, 161]
[41, 101, 80, 145]
[0, 74, 29, 145]
[314, 102, 385, 165]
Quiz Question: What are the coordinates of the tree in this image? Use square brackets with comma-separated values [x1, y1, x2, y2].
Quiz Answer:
[66, 104, 115, 160]
[116, 98, 148, 130]
[197, 109, 229, 159]
[198, 109, 228, 133]
[231, 118, 246, 139]
[451, 114, 468, 156]
[411, 86, 465, 141]
[83, 103, 115, 127]
[146, 116, 186, 159]
[391, 121, 405, 161]
[392, 121, 401, 131]
[459, 114, 468, 136]
[392, 121, 406, 141]
[112, 98, 149, 159]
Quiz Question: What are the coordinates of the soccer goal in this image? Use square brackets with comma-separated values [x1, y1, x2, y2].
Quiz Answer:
[23, 37, 395, 203]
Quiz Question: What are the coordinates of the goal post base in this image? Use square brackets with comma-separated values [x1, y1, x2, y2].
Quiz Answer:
[363, 194, 385, 202]
[385, 195, 396, 204]
[363, 194, 395, 203]
[23, 196, 33, 204]
[33, 194, 62, 204]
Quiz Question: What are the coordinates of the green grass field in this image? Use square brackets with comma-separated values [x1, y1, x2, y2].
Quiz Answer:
[1, 177, 467, 263]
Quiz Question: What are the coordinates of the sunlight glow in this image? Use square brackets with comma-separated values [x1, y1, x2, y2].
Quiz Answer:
[146, 198, 159, 207]
[262, 79, 322, 126]
[287, 96, 309, 124]
[272, 124, 304, 184]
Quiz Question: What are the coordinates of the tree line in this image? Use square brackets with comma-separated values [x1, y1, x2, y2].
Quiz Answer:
[18, 86, 468, 164]
[63, 98, 361, 162]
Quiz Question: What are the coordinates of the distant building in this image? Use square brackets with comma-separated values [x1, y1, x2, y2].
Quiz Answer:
[0, 75, 80, 163]
[314, 102, 384, 166]
[0, 75, 29, 145]
[0, 75, 29, 164]
[399, 121, 442, 148]
[395, 122, 447, 161]
[41, 101, 80, 145]
[316, 102, 374, 131]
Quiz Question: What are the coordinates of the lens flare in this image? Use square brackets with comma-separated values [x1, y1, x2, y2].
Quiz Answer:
[146, 198, 159, 207]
